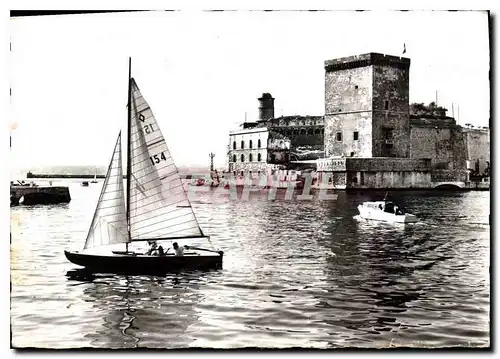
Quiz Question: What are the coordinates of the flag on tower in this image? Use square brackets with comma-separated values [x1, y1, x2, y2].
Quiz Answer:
[402, 43, 406, 54]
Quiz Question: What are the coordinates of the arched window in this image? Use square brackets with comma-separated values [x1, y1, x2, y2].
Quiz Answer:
[293, 129, 299, 135]
[257, 139, 261, 148]
[241, 154, 245, 162]
[321, 129, 325, 134]
[300, 129, 306, 135]
[233, 154, 237, 162]
[307, 129, 313, 135]
[241, 140, 245, 149]
[233, 141, 236, 149]
[249, 140, 253, 149]
[249, 153, 253, 162]
[315, 129, 321, 135]
[257, 153, 262, 162]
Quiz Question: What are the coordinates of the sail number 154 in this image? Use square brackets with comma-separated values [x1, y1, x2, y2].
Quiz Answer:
[150, 152, 167, 166]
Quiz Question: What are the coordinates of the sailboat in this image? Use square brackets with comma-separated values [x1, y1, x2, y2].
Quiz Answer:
[64, 59, 223, 274]
[91, 167, 98, 183]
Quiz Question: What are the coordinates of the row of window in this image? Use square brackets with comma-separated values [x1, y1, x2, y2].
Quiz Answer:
[231, 153, 262, 162]
[270, 120, 323, 126]
[336, 131, 359, 142]
[231, 129, 326, 150]
[283, 128, 324, 136]
[233, 139, 261, 150]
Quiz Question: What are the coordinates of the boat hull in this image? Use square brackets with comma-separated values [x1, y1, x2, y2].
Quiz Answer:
[357, 205, 418, 223]
[64, 250, 223, 274]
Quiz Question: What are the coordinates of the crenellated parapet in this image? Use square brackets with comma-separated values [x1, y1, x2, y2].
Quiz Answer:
[324, 52, 411, 72]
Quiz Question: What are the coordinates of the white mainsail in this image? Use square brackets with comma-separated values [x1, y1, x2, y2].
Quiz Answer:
[84, 132, 129, 249]
[127, 78, 204, 241]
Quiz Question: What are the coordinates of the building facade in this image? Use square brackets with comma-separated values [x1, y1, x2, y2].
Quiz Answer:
[227, 93, 324, 172]
[265, 115, 325, 149]
[317, 53, 427, 189]
[409, 115, 468, 183]
[463, 127, 490, 176]
[227, 126, 270, 173]
[324, 53, 411, 158]
[315, 157, 432, 189]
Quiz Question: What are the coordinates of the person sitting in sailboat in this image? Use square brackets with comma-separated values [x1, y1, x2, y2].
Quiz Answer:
[146, 241, 158, 255]
[172, 242, 185, 256]
[157, 245, 165, 256]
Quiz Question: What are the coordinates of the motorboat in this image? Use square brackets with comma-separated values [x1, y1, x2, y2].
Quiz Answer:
[357, 200, 418, 223]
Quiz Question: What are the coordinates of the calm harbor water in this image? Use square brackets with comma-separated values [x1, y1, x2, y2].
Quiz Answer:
[10, 180, 490, 349]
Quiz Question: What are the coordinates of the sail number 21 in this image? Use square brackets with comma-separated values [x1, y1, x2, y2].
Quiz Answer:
[150, 152, 167, 166]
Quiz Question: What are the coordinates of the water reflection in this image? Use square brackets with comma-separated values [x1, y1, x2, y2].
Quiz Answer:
[67, 270, 208, 348]
[10, 188, 490, 349]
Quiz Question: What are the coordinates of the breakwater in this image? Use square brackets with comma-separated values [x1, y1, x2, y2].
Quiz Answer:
[26, 172, 196, 180]
[10, 185, 71, 205]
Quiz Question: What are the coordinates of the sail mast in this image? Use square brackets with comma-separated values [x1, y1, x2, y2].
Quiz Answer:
[126, 57, 132, 251]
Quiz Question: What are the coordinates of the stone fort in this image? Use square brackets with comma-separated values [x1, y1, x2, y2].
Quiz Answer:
[227, 52, 489, 189]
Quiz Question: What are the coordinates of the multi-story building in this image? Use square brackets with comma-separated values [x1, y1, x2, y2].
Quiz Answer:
[227, 125, 271, 174]
[227, 93, 323, 172]
[324, 52, 411, 159]
[317, 53, 433, 189]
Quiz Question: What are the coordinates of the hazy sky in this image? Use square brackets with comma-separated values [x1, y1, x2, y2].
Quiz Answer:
[9, 10, 490, 169]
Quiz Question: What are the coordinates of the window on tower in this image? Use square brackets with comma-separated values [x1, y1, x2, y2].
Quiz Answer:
[233, 141, 236, 149]
[385, 100, 389, 110]
[353, 131, 359, 141]
[336, 132, 342, 142]
[241, 140, 245, 149]
[249, 140, 253, 149]
[241, 154, 245, 162]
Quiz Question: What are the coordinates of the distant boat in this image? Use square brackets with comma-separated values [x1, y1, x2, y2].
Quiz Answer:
[357, 200, 418, 224]
[81, 181, 89, 187]
[91, 168, 98, 183]
[64, 59, 223, 275]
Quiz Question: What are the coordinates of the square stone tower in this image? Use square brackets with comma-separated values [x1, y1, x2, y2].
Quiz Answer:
[324, 53, 411, 158]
